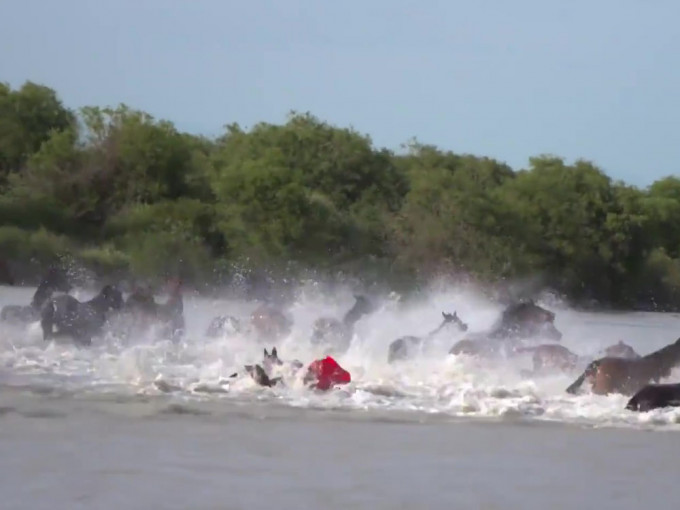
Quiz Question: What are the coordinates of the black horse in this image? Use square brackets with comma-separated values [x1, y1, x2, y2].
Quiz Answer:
[40, 285, 124, 346]
[626, 383, 680, 412]
[387, 311, 469, 363]
[1, 266, 72, 325]
[449, 300, 562, 358]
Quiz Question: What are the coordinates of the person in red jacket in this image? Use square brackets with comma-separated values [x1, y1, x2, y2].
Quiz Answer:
[304, 355, 351, 391]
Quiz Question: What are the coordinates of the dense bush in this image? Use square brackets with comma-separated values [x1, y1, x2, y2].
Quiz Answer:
[1, 81, 678, 309]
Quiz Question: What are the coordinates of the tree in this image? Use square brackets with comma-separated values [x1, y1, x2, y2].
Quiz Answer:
[0, 81, 74, 184]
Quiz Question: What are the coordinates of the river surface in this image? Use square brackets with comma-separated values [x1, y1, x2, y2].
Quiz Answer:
[1, 282, 680, 509]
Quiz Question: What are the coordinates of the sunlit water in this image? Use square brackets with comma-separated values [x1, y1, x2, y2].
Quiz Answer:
[2, 281, 680, 509]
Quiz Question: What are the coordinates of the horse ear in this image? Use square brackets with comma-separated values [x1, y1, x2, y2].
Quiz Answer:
[272, 347, 278, 357]
[264, 348, 269, 357]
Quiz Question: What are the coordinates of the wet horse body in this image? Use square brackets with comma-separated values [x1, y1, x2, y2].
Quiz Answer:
[387, 312, 468, 363]
[516, 344, 580, 373]
[449, 300, 562, 358]
[122, 281, 185, 341]
[626, 383, 680, 412]
[517, 341, 640, 375]
[0, 266, 72, 325]
[566, 337, 680, 396]
[40, 285, 124, 346]
[311, 295, 374, 355]
[250, 305, 292, 343]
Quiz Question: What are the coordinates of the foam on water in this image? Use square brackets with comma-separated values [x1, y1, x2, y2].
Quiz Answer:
[1, 281, 680, 431]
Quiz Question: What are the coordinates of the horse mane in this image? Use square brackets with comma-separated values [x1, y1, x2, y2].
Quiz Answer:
[641, 337, 680, 372]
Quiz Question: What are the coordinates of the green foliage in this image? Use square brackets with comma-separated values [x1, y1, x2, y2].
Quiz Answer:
[1, 82, 679, 309]
[0, 81, 75, 185]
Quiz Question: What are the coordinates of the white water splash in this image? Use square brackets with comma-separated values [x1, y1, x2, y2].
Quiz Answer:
[1, 281, 680, 431]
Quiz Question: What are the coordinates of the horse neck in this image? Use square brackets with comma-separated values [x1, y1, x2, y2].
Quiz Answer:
[86, 293, 111, 313]
[642, 341, 680, 373]
[426, 318, 449, 339]
[342, 303, 366, 328]
[31, 280, 55, 309]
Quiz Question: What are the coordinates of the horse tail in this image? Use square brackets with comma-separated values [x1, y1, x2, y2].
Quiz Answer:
[565, 359, 601, 395]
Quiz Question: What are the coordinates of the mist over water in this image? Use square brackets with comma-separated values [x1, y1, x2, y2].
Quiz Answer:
[1, 279, 679, 431]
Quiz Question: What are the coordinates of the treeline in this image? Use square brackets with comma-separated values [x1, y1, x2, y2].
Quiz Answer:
[1, 81, 679, 310]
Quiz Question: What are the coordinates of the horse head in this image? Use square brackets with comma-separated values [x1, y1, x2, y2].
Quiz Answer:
[263, 347, 283, 372]
[206, 315, 241, 338]
[101, 285, 125, 312]
[604, 340, 640, 360]
[500, 300, 561, 340]
[442, 311, 469, 332]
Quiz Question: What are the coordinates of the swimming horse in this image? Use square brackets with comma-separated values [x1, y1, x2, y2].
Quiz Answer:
[448, 299, 562, 358]
[387, 311, 469, 363]
[516, 340, 640, 375]
[625, 382, 680, 412]
[122, 279, 185, 341]
[40, 284, 124, 346]
[310, 295, 375, 355]
[566, 336, 680, 396]
[0, 265, 72, 325]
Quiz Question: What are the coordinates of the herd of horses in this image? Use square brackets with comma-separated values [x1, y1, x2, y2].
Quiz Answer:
[2, 264, 680, 412]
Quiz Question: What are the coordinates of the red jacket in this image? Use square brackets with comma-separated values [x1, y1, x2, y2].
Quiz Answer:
[305, 356, 351, 391]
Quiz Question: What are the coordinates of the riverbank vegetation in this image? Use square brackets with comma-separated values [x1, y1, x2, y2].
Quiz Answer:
[1, 81, 679, 310]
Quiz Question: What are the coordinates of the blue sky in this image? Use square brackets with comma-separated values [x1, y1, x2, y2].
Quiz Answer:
[1, 0, 678, 187]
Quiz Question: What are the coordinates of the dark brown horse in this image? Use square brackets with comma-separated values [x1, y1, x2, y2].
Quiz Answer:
[449, 300, 562, 358]
[388, 311, 468, 363]
[566, 337, 680, 396]
[311, 295, 375, 354]
[1, 265, 72, 325]
[122, 279, 185, 341]
[625, 383, 680, 412]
